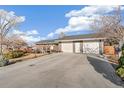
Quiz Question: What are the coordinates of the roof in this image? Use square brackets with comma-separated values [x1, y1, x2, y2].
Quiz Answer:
[36, 33, 105, 44]
[57, 33, 105, 41]
[36, 40, 58, 45]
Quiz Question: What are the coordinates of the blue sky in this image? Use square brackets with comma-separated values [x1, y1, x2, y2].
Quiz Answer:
[0, 5, 124, 43]
[0, 6, 83, 39]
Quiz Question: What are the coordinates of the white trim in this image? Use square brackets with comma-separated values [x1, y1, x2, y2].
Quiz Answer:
[74, 42, 81, 53]
[56, 38, 106, 42]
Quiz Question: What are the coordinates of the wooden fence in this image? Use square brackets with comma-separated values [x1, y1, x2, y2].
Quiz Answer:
[104, 46, 115, 55]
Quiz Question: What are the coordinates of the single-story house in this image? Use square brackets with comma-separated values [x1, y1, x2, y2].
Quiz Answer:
[36, 33, 106, 54]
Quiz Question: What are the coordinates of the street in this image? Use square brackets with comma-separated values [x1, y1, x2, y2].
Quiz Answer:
[0, 53, 123, 88]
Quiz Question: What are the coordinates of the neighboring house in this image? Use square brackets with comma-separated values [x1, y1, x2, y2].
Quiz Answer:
[36, 40, 59, 53]
[36, 33, 106, 54]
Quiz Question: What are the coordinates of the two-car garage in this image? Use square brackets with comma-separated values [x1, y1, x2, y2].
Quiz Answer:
[60, 41, 103, 54]
[36, 33, 105, 55]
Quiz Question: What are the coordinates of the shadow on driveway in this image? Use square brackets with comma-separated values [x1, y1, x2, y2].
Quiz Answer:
[87, 55, 123, 87]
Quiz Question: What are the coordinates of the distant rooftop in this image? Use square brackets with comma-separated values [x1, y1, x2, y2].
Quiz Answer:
[36, 39, 57, 45]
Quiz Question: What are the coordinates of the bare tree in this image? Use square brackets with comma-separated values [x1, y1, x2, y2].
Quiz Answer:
[91, 6, 124, 47]
[59, 32, 66, 38]
[6, 35, 28, 50]
[0, 9, 25, 63]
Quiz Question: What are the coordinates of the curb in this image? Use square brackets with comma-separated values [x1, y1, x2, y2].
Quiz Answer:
[9, 53, 49, 64]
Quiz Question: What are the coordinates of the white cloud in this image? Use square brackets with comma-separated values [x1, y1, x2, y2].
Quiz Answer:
[17, 16, 25, 22]
[47, 32, 54, 38]
[65, 6, 122, 17]
[20, 35, 41, 42]
[13, 30, 24, 35]
[53, 5, 124, 35]
[27, 30, 39, 35]
[12, 30, 41, 43]
[55, 27, 70, 34]
[54, 16, 98, 34]
[33, 6, 124, 40]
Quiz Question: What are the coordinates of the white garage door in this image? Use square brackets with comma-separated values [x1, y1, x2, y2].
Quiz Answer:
[83, 42, 100, 54]
[61, 42, 73, 53]
[75, 42, 80, 53]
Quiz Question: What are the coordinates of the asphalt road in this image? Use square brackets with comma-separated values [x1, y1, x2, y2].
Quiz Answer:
[0, 53, 123, 88]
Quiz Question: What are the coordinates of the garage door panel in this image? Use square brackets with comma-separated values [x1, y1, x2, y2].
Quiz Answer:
[83, 42, 99, 54]
[61, 43, 73, 53]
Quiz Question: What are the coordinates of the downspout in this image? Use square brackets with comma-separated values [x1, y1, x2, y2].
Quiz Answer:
[99, 40, 103, 55]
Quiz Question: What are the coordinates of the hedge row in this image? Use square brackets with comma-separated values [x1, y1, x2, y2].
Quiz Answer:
[4, 50, 25, 59]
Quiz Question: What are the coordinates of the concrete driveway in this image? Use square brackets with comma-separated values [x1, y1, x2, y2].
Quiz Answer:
[0, 53, 123, 88]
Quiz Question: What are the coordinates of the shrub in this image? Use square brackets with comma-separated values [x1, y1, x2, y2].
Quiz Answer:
[116, 65, 124, 80]
[116, 44, 124, 80]
[4, 52, 13, 59]
[4, 50, 25, 59]
[0, 57, 9, 67]
[122, 44, 124, 51]
[118, 56, 124, 68]
[122, 45, 124, 55]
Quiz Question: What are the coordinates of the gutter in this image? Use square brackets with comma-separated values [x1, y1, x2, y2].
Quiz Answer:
[56, 38, 106, 42]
